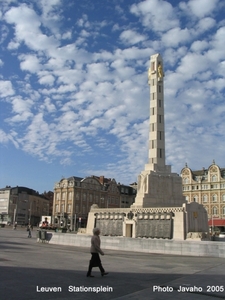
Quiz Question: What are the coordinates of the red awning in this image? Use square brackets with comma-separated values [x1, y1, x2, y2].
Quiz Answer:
[208, 219, 225, 226]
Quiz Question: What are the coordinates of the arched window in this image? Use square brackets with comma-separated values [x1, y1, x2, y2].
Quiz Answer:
[203, 195, 208, 202]
[212, 194, 217, 202]
[212, 175, 217, 182]
[222, 194, 225, 202]
[185, 196, 189, 202]
[223, 207, 225, 215]
[183, 178, 189, 184]
[193, 195, 198, 202]
[212, 206, 217, 215]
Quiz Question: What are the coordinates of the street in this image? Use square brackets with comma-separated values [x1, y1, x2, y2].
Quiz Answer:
[0, 227, 225, 300]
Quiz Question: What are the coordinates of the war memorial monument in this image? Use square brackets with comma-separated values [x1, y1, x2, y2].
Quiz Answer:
[86, 53, 209, 241]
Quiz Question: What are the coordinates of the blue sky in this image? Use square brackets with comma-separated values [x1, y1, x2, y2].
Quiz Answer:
[0, 0, 225, 193]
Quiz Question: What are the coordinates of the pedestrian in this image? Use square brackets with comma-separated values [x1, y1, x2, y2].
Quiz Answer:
[86, 228, 108, 277]
[27, 225, 32, 238]
[13, 222, 17, 230]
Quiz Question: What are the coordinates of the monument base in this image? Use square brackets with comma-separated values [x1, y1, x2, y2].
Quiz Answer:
[86, 202, 209, 241]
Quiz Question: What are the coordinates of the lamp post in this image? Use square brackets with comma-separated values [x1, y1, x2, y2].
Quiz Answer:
[28, 201, 32, 226]
[212, 214, 214, 235]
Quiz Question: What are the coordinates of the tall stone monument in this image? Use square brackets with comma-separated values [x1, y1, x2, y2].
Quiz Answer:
[86, 53, 209, 240]
[132, 53, 185, 208]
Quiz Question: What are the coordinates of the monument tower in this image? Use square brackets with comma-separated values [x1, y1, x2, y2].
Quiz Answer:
[87, 53, 209, 240]
[133, 53, 185, 208]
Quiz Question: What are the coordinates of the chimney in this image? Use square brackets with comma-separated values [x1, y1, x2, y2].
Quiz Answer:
[99, 176, 104, 184]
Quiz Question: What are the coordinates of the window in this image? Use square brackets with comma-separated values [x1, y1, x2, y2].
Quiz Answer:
[212, 206, 217, 215]
[56, 193, 60, 200]
[83, 193, 86, 201]
[212, 194, 217, 202]
[62, 192, 66, 200]
[159, 148, 162, 158]
[193, 196, 198, 202]
[183, 178, 189, 184]
[158, 85, 161, 93]
[159, 99, 161, 107]
[222, 194, 225, 202]
[223, 207, 225, 215]
[185, 196, 189, 202]
[55, 204, 59, 213]
[151, 108, 155, 115]
[212, 175, 217, 182]
[203, 195, 208, 202]
[61, 204, 65, 213]
[67, 204, 71, 213]
[211, 184, 217, 189]
[151, 61, 155, 71]
[68, 192, 72, 200]
[158, 131, 163, 140]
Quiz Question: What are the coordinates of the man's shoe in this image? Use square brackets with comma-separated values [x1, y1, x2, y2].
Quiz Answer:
[101, 272, 109, 277]
[87, 274, 94, 277]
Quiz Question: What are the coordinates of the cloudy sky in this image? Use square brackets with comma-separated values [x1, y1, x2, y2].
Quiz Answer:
[0, 0, 225, 193]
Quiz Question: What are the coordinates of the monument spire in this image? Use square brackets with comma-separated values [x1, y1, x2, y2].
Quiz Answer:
[132, 53, 185, 208]
[149, 54, 165, 167]
[146, 53, 167, 172]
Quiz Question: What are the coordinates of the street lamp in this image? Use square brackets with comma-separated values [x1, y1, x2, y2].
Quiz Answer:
[28, 201, 32, 226]
[212, 214, 214, 235]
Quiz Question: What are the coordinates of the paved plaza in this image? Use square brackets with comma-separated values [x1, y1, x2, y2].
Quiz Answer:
[0, 227, 225, 300]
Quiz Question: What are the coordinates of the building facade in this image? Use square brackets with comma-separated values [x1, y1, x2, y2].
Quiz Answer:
[0, 186, 50, 226]
[181, 161, 225, 231]
[52, 175, 136, 230]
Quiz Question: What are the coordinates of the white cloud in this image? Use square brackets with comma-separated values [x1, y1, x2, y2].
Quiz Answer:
[162, 27, 192, 47]
[6, 96, 33, 123]
[119, 29, 147, 45]
[190, 40, 209, 52]
[7, 39, 20, 50]
[1, 0, 225, 191]
[0, 80, 14, 97]
[187, 0, 219, 18]
[5, 4, 59, 52]
[0, 129, 10, 143]
[0, 129, 19, 148]
[19, 54, 41, 73]
[130, 0, 179, 32]
[39, 98, 56, 113]
[38, 73, 55, 86]
[196, 17, 216, 33]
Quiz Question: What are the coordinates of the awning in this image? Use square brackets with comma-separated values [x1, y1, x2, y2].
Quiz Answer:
[208, 219, 225, 226]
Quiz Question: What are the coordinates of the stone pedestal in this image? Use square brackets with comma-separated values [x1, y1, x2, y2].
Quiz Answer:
[132, 169, 186, 208]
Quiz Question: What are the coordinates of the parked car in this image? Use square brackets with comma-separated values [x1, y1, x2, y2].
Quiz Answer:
[219, 232, 225, 238]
